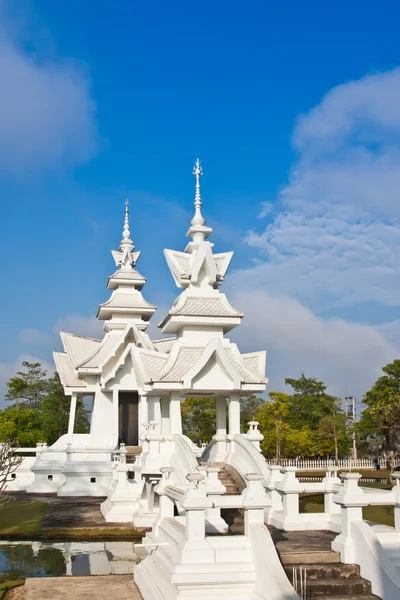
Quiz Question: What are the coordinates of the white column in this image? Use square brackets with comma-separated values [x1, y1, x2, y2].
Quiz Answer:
[169, 392, 182, 435]
[139, 394, 148, 437]
[67, 393, 77, 441]
[161, 396, 171, 436]
[210, 397, 228, 462]
[148, 396, 162, 432]
[216, 397, 227, 434]
[113, 390, 119, 444]
[228, 394, 241, 435]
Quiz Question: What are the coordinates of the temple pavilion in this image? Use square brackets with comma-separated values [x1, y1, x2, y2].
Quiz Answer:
[48, 160, 267, 495]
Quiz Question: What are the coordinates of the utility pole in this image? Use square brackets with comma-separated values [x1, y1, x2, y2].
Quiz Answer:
[345, 396, 357, 460]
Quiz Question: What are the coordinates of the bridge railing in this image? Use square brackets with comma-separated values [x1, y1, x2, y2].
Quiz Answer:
[331, 472, 400, 600]
[268, 457, 387, 470]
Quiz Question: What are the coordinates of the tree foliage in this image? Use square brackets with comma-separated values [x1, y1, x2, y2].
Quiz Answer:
[256, 375, 350, 461]
[1, 362, 90, 446]
[358, 359, 400, 464]
[181, 397, 216, 445]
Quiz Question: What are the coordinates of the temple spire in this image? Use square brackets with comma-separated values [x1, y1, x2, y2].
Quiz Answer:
[111, 199, 138, 271]
[120, 199, 134, 253]
[186, 158, 212, 247]
[192, 159, 205, 227]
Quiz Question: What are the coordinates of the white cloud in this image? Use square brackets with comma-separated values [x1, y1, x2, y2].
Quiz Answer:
[17, 328, 51, 344]
[230, 289, 397, 400]
[0, 29, 97, 173]
[53, 315, 104, 340]
[243, 68, 400, 314]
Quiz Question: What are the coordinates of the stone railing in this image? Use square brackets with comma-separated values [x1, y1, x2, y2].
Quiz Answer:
[135, 466, 300, 600]
[265, 466, 342, 532]
[268, 457, 387, 470]
[331, 472, 400, 600]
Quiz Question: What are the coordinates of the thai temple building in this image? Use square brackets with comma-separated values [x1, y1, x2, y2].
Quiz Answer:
[8, 161, 400, 600]
[55, 159, 266, 458]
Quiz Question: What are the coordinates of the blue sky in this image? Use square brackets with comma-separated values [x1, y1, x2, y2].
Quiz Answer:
[1, 0, 400, 405]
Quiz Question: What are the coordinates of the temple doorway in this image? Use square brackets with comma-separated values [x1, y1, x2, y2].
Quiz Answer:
[118, 391, 139, 446]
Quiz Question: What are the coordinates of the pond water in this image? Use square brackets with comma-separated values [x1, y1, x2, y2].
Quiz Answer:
[299, 494, 395, 527]
[0, 541, 140, 579]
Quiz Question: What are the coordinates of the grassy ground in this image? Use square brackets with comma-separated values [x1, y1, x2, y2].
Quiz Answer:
[300, 492, 395, 526]
[297, 469, 392, 480]
[0, 502, 47, 536]
[0, 579, 24, 600]
[0, 500, 145, 541]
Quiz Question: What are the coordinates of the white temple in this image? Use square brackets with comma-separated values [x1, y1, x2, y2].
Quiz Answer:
[24, 159, 266, 502]
[8, 161, 400, 600]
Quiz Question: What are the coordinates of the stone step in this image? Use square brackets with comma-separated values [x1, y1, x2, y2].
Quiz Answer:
[284, 563, 360, 580]
[301, 578, 372, 597]
[279, 551, 341, 565]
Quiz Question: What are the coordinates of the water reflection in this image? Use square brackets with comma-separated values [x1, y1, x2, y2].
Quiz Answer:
[0, 541, 140, 578]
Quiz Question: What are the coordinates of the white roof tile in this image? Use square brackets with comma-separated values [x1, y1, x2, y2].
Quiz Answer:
[169, 297, 242, 318]
[61, 332, 102, 369]
[54, 352, 86, 388]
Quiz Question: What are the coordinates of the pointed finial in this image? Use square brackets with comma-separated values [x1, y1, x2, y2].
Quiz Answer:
[186, 158, 212, 247]
[191, 158, 205, 227]
[120, 199, 133, 249]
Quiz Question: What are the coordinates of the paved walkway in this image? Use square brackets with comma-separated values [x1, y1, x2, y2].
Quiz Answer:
[268, 527, 336, 554]
[21, 575, 143, 600]
[8, 493, 135, 529]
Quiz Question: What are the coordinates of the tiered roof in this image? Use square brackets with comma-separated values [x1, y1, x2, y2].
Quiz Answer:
[54, 164, 267, 396]
[97, 200, 156, 331]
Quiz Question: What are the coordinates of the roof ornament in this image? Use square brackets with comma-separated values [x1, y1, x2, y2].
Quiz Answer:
[112, 199, 138, 270]
[187, 158, 212, 247]
[192, 158, 205, 227]
[120, 199, 133, 252]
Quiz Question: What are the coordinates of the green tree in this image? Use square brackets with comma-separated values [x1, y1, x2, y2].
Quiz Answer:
[257, 392, 290, 460]
[3, 362, 90, 446]
[181, 397, 217, 445]
[316, 397, 350, 463]
[240, 395, 265, 433]
[358, 359, 400, 464]
[284, 374, 329, 430]
[40, 374, 89, 445]
[5, 362, 48, 410]
[0, 409, 44, 446]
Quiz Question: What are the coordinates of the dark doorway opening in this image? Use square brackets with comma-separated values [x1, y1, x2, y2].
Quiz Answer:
[118, 392, 139, 446]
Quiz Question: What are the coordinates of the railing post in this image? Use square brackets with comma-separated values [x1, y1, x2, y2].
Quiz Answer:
[275, 466, 304, 528]
[323, 467, 341, 517]
[332, 473, 363, 563]
[246, 421, 264, 452]
[243, 473, 266, 535]
[392, 473, 400, 531]
[177, 473, 214, 562]
[202, 466, 228, 533]
[157, 467, 175, 520]
[267, 465, 284, 514]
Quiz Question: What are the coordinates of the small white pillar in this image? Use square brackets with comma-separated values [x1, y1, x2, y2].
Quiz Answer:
[393, 474, 400, 531]
[276, 467, 304, 527]
[67, 393, 77, 441]
[169, 392, 182, 435]
[242, 473, 266, 535]
[228, 394, 241, 435]
[246, 421, 264, 452]
[331, 473, 363, 563]
[323, 468, 341, 516]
